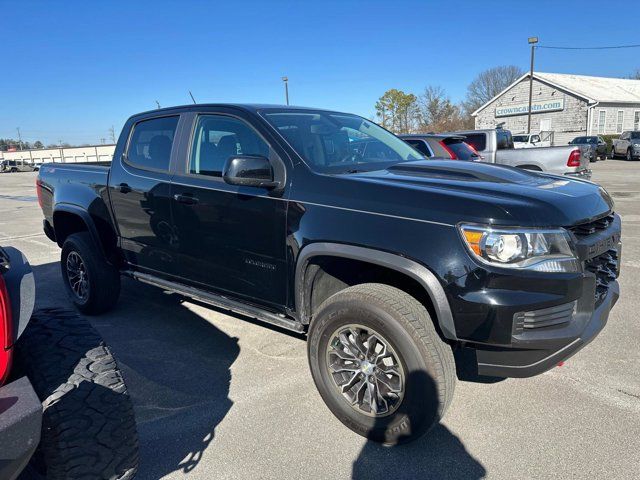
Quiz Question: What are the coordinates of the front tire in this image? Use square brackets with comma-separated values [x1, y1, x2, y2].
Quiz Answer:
[307, 284, 455, 445]
[61, 232, 120, 314]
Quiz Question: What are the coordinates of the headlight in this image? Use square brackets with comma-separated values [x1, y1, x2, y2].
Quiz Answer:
[459, 224, 580, 272]
[633, 143, 640, 148]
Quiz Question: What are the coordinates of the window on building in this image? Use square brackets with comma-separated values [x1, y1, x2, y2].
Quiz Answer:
[126, 116, 179, 171]
[597, 110, 606, 134]
[634, 111, 640, 131]
[616, 111, 624, 134]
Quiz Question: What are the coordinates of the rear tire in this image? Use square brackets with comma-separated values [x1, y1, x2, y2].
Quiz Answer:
[61, 232, 120, 315]
[15, 308, 139, 480]
[307, 283, 455, 445]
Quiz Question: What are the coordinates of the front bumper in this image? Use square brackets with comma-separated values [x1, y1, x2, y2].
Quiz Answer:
[0, 377, 42, 480]
[449, 214, 622, 378]
[475, 280, 618, 377]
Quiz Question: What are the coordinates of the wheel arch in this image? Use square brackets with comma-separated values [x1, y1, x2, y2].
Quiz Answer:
[52, 204, 117, 264]
[295, 243, 457, 341]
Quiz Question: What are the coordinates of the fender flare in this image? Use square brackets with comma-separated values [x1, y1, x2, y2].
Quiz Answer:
[52, 203, 108, 259]
[294, 243, 457, 341]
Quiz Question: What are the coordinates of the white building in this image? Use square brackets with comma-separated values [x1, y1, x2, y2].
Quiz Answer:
[0, 144, 115, 165]
[473, 72, 640, 145]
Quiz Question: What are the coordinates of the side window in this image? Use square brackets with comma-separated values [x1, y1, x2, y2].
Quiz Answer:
[496, 130, 513, 150]
[126, 116, 179, 171]
[531, 135, 541, 143]
[190, 115, 270, 177]
[405, 139, 431, 157]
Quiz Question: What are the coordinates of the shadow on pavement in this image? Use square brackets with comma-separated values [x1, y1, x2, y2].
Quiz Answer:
[31, 262, 240, 479]
[352, 371, 486, 480]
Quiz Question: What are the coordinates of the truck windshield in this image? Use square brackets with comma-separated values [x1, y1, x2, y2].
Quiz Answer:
[261, 109, 424, 173]
[631, 132, 640, 139]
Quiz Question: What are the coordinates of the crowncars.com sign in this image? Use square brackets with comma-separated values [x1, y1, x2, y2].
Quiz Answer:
[495, 98, 565, 117]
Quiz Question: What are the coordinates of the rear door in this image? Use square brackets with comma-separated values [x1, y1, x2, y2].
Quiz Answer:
[108, 114, 181, 276]
[170, 109, 290, 308]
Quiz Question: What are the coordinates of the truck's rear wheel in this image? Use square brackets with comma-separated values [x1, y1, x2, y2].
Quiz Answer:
[307, 283, 455, 445]
[61, 232, 120, 314]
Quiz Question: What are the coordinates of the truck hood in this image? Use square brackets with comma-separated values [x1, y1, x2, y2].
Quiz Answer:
[336, 160, 613, 227]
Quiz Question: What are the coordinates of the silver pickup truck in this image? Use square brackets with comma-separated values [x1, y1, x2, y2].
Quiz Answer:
[611, 131, 640, 160]
[444, 128, 592, 179]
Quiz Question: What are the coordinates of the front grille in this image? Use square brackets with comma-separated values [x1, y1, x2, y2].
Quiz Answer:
[513, 301, 576, 333]
[568, 213, 615, 237]
[585, 249, 618, 306]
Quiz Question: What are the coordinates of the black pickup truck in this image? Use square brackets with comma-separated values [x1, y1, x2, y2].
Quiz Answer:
[37, 104, 622, 445]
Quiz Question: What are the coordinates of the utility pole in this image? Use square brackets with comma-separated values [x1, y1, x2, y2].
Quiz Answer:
[281, 76, 289, 105]
[527, 36, 538, 134]
[16, 127, 23, 150]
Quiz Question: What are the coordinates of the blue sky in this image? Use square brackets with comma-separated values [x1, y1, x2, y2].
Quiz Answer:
[1, 0, 638, 145]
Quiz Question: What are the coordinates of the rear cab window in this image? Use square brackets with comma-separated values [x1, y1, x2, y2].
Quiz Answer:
[404, 139, 432, 157]
[125, 116, 179, 171]
[462, 133, 487, 152]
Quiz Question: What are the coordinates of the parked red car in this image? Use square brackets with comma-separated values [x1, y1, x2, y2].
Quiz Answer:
[0, 246, 40, 480]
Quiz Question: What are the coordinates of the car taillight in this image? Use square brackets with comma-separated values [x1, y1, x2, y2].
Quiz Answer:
[0, 275, 12, 385]
[439, 140, 457, 159]
[567, 149, 582, 167]
[36, 178, 44, 208]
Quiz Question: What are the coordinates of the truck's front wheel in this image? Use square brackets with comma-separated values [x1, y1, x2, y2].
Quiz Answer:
[307, 283, 455, 445]
[61, 232, 120, 314]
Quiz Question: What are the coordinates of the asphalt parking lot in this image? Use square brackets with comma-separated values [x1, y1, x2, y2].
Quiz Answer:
[2, 161, 639, 480]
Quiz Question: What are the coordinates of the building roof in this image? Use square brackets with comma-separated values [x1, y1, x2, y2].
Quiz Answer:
[472, 72, 640, 116]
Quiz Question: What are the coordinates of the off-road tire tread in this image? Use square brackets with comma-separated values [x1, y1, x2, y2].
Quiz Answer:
[15, 308, 138, 480]
[61, 232, 120, 315]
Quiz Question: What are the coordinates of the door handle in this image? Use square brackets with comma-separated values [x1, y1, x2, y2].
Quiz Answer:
[118, 183, 132, 193]
[173, 193, 199, 205]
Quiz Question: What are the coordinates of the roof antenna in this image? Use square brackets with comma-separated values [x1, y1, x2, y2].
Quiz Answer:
[189, 90, 197, 104]
[155, 100, 161, 109]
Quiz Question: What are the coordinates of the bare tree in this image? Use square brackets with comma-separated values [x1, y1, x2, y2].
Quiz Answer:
[629, 69, 640, 80]
[463, 65, 525, 115]
[417, 86, 469, 132]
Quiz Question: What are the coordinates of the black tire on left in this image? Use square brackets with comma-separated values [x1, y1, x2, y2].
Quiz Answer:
[60, 232, 120, 315]
[14, 308, 139, 480]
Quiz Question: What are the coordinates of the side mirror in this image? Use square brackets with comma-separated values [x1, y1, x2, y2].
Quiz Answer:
[222, 155, 280, 189]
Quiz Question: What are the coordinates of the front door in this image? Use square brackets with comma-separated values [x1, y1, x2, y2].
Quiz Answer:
[108, 115, 180, 276]
[170, 112, 289, 308]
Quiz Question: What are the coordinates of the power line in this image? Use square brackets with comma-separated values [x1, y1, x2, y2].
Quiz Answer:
[537, 43, 640, 50]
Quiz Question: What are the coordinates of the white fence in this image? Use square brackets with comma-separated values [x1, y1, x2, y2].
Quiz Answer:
[0, 145, 116, 165]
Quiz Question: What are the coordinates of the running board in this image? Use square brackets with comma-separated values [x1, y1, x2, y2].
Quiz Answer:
[126, 271, 305, 333]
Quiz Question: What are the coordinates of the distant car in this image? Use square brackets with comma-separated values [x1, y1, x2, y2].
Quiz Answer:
[398, 134, 480, 160]
[0, 160, 36, 173]
[513, 133, 551, 149]
[611, 131, 640, 160]
[569, 136, 608, 162]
